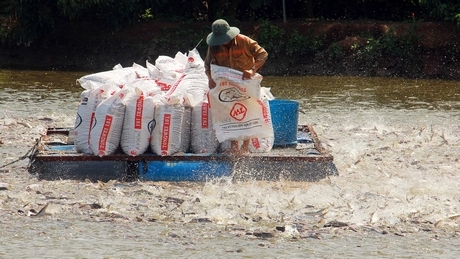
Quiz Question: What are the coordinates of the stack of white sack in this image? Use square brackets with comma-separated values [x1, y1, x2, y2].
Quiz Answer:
[74, 49, 223, 156]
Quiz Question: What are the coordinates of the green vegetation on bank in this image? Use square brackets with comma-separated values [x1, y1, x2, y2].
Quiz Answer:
[151, 20, 428, 74]
[1, 0, 460, 46]
[1, 1, 459, 79]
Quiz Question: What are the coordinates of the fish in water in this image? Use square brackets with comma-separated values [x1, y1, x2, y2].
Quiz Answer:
[32, 203, 51, 217]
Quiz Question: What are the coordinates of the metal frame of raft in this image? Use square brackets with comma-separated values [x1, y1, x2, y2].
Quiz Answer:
[28, 125, 338, 182]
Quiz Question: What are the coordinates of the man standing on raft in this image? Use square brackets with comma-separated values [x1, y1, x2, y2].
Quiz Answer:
[204, 19, 268, 156]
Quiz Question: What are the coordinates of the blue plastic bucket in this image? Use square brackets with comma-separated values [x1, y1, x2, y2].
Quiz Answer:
[269, 99, 299, 146]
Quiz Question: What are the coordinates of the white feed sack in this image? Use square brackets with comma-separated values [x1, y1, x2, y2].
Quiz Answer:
[124, 78, 162, 96]
[184, 72, 209, 106]
[184, 48, 205, 73]
[249, 136, 274, 153]
[208, 64, 274, 143]
[113, 63, 150, 80]
[180, 106, 192, 153]
[129, 62, 150, 79]
[146, 60, 161, 80]
[154, 55, 186, 91]
[74, 88, 93, 154]
[163, 73, 206, 108]
[191, 99, 219, 154]
[163, 73, 186, 103]
[156, 71, 183, 91]
[163, 49, 209, 108]
[150, 100, 186, 156]
[120, 87, 155, 156]
[249, 98, 274, 153]
[74, 82, 120, 154]
[154, 52, 186, 71]
[90, 88, 130, 156]
[174, 51, 188, 67]
[76, 66, 138, 87]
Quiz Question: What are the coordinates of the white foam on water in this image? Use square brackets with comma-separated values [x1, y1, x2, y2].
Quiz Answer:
[1, 107, 459, 232]
[298, 108, 460, 228]
[2, 72, 460, 257]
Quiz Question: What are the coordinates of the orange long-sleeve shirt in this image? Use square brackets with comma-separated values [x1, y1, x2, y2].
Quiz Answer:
[204, 34, 268, 78]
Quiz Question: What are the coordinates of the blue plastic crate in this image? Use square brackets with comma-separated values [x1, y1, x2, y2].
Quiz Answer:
[139, 157, 234, 181]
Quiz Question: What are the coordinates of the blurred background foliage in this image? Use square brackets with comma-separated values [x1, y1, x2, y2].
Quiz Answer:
[1, 0, 459, 78]
[1, 0, 459, 46]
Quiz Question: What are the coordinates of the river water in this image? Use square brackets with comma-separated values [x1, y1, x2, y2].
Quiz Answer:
[1, 69, 459, 258]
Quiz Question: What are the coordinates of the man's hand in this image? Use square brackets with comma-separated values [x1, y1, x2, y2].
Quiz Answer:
[242, 69, 254, 80]
[208, 78, 217, 89]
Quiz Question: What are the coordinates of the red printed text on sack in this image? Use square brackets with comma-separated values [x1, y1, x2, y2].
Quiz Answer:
[165, 74, 186, 98]
[251, 138, 261, 149]
[257, 100, 270, 124]
[161, 114, 171, 153]
[201, 102, 209, 129]
[99, 115, 113, 151]
[135, 95, 144, 129]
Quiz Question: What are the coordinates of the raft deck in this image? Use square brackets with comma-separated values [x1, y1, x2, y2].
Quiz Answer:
[28, 125, 338, 182]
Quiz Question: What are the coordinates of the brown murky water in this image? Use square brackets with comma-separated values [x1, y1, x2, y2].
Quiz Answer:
[1, 69, 460, 258]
